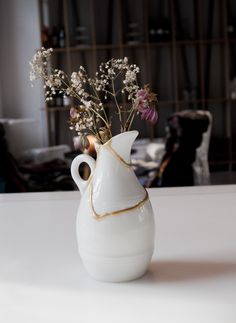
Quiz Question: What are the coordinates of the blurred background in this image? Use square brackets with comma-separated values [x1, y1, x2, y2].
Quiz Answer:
[1, 0, 236, 193]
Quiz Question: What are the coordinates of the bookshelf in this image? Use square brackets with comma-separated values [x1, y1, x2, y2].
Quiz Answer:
[38, 0, 236, 170]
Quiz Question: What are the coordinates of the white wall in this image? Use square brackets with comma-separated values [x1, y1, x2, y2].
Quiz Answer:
[0, 0, 47, 148]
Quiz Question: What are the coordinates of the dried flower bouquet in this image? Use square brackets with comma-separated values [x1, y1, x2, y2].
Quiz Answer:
[30, 48, 158, 148]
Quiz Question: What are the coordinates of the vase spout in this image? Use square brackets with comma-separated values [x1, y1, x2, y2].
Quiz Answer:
[108, 130, 139, 164]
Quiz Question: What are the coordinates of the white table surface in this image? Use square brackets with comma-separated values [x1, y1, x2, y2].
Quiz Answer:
[1, 185, 236, 323]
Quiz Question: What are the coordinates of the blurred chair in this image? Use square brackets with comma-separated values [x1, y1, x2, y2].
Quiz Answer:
[193, 111, 212, 185]
[150, 110, 212, 187]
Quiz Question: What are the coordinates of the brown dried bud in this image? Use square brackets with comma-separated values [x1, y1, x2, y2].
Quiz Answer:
[73, 135, 90, 151]
[99, 127, 111, 143]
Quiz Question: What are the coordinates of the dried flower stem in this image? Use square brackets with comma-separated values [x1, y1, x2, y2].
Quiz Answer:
[89, 83, 112, 138]
[111, 79, 123, 132]
[60, 77, 110, 133]
[123, 100, 136, 131]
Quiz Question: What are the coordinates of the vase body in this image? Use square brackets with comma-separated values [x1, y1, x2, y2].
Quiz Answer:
[71, 130, 155, 282]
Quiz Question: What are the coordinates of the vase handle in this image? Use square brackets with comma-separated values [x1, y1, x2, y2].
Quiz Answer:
[71, 154, 96, 195]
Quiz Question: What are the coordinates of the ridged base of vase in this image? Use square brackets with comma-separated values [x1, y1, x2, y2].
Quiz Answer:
[79, 249, 153, 282]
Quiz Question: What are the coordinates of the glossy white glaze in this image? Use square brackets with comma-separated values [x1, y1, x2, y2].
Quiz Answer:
[71, 131, 155, 282]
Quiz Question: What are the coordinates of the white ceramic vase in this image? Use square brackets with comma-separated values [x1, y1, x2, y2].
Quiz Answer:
[71, 130, 155, 282]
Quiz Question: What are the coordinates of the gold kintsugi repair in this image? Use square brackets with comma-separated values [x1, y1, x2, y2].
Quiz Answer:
[88, 141, 149, 220]
[90, 184, 149, 220]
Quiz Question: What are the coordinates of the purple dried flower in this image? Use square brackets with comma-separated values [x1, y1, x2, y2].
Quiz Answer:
[137, 88, 149, 101]
[70, 107, 77, 118]
[70, 107, 78, 118]
[140, 105, 158, 124]
[137, 85, 158, 124]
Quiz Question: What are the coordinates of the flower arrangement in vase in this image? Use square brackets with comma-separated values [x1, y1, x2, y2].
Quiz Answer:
[30, 48, 158, 282]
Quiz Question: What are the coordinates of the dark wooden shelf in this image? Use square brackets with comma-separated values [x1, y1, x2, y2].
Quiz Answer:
[43, 106, 71, 112]
[51, 47, 67, 53]
[158, 98, 228, 106]
[38, 0, 236, 170]
[50, 38, 228, 53]
[43, 97, 228, 111]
